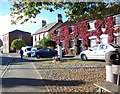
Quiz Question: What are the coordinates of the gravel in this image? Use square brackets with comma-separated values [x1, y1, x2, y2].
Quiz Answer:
[34, 60, 106, 93]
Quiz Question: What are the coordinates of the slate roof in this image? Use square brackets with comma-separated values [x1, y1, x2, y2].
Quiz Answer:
[56, 21, 76, 30]
[10, 29, 31, 34]
[33, 21, 77, 35]
[3, 29, 31, 36]
[33, 22, 58, 35]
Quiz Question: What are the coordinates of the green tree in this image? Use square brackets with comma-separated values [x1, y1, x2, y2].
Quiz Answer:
[10, 2, 120, 24]
[11, 39, 26, 50]
[46, 40, 56, 49]
[37, 36, 56, 48]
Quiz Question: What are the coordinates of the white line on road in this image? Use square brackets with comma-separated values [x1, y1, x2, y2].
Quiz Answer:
[31, 61, 50, 92]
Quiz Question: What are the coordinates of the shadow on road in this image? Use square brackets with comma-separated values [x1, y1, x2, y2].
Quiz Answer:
[1, 56, 52, 66]
[2, 78, 85, 87]
[1, 55, 105, 66]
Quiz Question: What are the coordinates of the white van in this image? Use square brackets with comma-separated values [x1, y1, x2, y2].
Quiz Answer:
[22, 46, 32, 57]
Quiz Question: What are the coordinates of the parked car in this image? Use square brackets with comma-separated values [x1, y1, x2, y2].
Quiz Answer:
[22, 46, 32, 57]
[30, 47, 41, 57]
[32, 48, 57, 58]
[80, 44, 120, 61]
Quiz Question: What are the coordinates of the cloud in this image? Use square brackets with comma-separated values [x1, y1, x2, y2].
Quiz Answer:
[0, 13, 48, 40]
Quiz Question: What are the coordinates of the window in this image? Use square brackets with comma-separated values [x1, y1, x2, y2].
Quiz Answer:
[35, 36, 36, 41]
[55, 30, 59, 36]
[69, 26, 74, 34]
[39, 35, 40, 40]
[90, 38, 96, 47]
[26, 48, 31, 51]
[69, 40, 74, 48]
[99, 45, 106, 50]
[114, 14, 120, 26]
[60, 41, 64, 48]
[92, 45, 98, 50]
[88, 23, 91, 29]
[110, 43, 120, 48]
[87, 21, 95, 30]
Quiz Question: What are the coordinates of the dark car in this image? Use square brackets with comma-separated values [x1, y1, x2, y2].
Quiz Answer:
[30, 47, 41, 57]
[33, 48, 57, 58]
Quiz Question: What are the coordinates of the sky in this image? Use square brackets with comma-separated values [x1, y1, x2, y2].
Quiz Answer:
[0, 1, 68, 40]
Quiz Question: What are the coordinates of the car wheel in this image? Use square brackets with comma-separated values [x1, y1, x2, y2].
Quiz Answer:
[28, 54, 31, 57]
[36, 55, 40, 59]
[81, 54, 87, 61]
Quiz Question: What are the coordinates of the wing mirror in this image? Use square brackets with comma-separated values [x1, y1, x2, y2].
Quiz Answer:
[88, 47, 93, 51]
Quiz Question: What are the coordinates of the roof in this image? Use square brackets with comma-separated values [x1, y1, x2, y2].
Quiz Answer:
[33, 22, 58, 35]
[10, 29, 31, 34]
[56, 21, 76, 30]
[3, 29, 31, 36]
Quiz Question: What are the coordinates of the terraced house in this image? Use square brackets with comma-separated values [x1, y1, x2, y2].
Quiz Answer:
[51, 14, 120, 55]
[33, 14, 120, 55]
[32, 14, 63, 47]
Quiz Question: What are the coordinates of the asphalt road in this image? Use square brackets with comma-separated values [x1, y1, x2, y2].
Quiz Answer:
[1, 54, 49, 93]
[1, 53, 105, 93]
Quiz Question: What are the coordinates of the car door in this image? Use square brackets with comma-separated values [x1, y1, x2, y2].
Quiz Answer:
[42, 48, 49, 57]
[42, 48, 52, 57]
[88, 45, 99, 59]
[96, 44, 107, 59]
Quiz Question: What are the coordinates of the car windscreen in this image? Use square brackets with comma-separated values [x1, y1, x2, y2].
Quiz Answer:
[110, 44, 120, 48]
[31, 49, 36, 51]
[26, 48, 31, 51]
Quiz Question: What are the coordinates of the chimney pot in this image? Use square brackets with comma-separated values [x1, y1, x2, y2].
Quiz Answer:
[57, 14, 63, 23]
[42, 20, 46, 27]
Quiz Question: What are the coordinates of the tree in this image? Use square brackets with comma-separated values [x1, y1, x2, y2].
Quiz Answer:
[37, 36, 56, 48]
[10, 2, 120, 24]
[11, 39, 26, 50]
[46, 40, 56, 49]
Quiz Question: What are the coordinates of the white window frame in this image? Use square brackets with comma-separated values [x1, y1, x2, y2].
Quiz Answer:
[88, 20, 96, 31]
[114, 14, 120, 26]
[55, 30, 59, 36]
[69, 26, 74, 34]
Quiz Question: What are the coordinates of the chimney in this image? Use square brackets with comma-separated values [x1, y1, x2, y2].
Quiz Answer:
[57, 14, 63, 23]
[42, 20, 46, 27]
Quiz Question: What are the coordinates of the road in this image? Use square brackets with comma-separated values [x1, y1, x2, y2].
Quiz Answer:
[0, 53, 105, 93]
[1, 53, 49, 93]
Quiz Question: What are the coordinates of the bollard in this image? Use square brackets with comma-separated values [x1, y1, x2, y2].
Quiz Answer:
[57, 44, 62, 61]
[112, 65, 120, 85]
[105, 50, 120, 85]
[106, 64, 114, 83]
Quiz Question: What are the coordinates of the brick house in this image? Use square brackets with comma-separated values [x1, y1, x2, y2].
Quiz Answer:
[2, 29, 32, 53]
[51, 14, 120, 55]
[32, 14, 63, 47]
